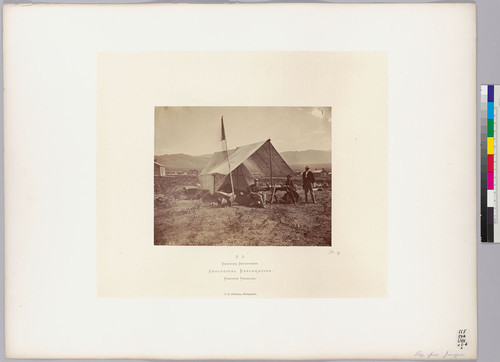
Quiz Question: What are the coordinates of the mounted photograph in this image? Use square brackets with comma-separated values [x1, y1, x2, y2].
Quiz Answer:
[154, 106, 332, 246]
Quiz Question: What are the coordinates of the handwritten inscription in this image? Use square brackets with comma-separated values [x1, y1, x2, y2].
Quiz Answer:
[443, 351, 465, 359]
[457, 329, 468, 349]
[413, 329, 469, 359]
[414, 351, 439, 359]
[414, 350, 465, 359]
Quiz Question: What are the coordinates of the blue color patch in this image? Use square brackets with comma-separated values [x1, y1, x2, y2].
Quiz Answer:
[488, 85, 494, 102]
[488, 102, 494, 119]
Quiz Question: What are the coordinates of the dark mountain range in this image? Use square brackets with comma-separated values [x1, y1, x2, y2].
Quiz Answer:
[154, 153, 212, 171]
[154, 149, 331, 172]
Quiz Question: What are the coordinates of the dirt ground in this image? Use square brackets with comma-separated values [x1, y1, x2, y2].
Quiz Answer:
[154, 175, 331, 246]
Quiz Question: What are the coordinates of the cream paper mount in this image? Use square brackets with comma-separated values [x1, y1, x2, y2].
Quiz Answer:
[98, 51, 388, 298]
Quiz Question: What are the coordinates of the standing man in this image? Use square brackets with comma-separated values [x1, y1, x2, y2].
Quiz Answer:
[302, 165, 316, 204]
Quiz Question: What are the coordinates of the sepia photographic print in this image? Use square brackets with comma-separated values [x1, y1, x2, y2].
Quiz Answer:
[154, 106, 332, 246]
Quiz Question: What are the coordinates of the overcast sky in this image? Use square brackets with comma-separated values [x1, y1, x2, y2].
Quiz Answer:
[154, 106, 332, 156]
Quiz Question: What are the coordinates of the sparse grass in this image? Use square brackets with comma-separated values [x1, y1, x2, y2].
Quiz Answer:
[154, 175, 331, 246]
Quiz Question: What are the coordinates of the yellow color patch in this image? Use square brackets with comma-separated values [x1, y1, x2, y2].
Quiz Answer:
[488, 137, 495, 154]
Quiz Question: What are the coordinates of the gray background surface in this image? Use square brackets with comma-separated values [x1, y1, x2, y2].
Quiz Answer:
[1, 0, 497, 361]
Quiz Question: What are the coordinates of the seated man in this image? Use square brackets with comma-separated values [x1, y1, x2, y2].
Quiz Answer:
[285, 175, 295, 190]
[247, 179, 266, 208]
[284, 175, 299, 205]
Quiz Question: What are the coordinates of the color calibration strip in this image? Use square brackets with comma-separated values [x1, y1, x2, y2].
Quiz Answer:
[481, 85, 498, 242]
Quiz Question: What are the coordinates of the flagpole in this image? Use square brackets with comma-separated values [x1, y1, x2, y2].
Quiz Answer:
[221, 116, 235, 201]
[269, 138, 274, 205]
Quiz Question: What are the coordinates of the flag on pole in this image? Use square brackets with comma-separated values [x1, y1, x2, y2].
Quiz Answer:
[221, 116, 226, 141]
[220, 116, 235, 203]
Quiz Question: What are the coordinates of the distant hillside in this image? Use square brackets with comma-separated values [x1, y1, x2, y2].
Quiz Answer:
[280, 150, 331, 166]
[289, 163, 331, 172]
[154, 153, 212, 171]
[155, 149, 331, 172]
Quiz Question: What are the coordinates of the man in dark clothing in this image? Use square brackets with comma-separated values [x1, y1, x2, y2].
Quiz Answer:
[302, 165, 316, 204]
[247, 179, 266, 208]
[284, 175, 299, 205]
[285, 175, 295, 189]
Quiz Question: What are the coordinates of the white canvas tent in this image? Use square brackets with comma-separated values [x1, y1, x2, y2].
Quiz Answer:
[199, 139, 295, 195]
